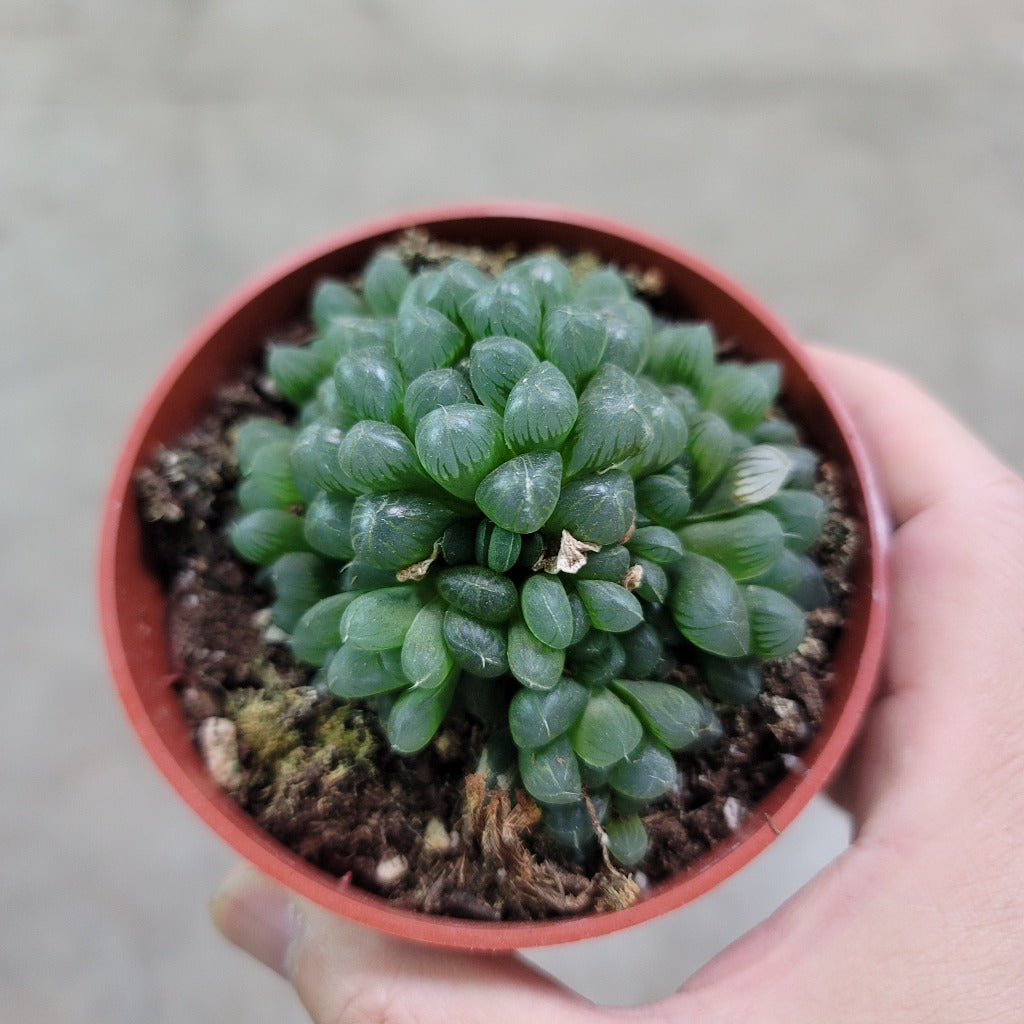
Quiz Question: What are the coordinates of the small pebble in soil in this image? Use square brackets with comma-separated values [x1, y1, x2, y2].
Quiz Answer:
[723, 795, 746, 832]
[423, 818, 452, 855]
[197, 717, 241, 790]
[374, 855, 410, 888]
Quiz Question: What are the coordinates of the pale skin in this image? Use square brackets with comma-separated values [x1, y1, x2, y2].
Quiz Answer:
[211, 349, 1024, 1024]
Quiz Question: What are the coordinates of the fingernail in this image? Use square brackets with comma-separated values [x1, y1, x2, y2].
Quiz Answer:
[210, 864, 302, 978]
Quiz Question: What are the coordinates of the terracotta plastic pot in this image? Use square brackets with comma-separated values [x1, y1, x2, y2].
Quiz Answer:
[99, 203, 888, 950]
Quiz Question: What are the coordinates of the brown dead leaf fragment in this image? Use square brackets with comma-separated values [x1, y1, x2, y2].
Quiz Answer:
[532, 530, 600, 574]
[463, 775, 599, 917]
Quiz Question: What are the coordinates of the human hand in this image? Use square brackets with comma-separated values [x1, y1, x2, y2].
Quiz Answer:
[210, 349, 1024, 1023]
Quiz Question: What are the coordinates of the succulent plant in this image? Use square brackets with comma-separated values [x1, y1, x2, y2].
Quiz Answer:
[228, 245, 830, 867]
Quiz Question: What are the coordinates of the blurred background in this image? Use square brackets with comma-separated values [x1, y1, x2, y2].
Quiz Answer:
[3, 1, 1022, 1019]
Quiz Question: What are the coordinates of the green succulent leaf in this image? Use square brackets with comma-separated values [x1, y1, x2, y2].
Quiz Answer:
[268, 552, 337, 616]
[302, 491, 355, 560]
[312, 278, 365, 331]
[679, 509, 785, 581]
[441, 609, 509, 678]
[634, 473, 693, 528]
[456, 674, 510, 730]
[234, 418, 295, 475]
[504, 255, 573, 310]
[752, 417, 800, 445]
[604, 814, 649, 867]
[567, 629, 627, 686]
[576, 267, 631, 303]
[400, 599, 455, 690]
[786, 556, 832, 611]
[703, 362, 778, 432]
[397, 267, 440, 315]
[460, 277, 542, 346]
[402, 368, 477, 430]
[593, 299, 652, 376]
[628, 525, 685, 565]
[518, 736, 583, 806]
[436, 565, 518, 624]
[236, 478, 285, 515]
[567, 590, 591, 645]
[563, 364, 652, 477]
[475, 451, 563, 535]
[386, 677, 457, 755]
[611, 679, 721, 751]
[326, 643, 409, 699]
[520, 574, 574, 650]
[631, 557, 669, 604]
[393, 304, 465, 380]
[541, 305, 608, 387]
[339, 560, 401, 593]
[313, 316, 394, 365]
[350, 491, 459, 570]
[702, 655, 764, 704]
[244, 440, 304, 507]
[303, 377, 353, 432]
[290, 423, 351, 495]
[230, 509, 309, 565]
[440, 520, 477, 566]
[686, 411, 735, 494]
[339, 586, 424, 650]
[419, 260, 490, 325]
[362, 249, 411, 316]
[468, 335, 540, 411]
[540, 800, 600, 860]
[729, 444, 793, 506]
[507, 619, 566, 691]
[748, 360, 783, 399]
[290, 592, 359, 666]
[671, 552, 750, 657]
[747, 546, 806, 594]
[414, 403, 507, 502]
[569, 689, 643, 769]
[333, 345, 404, 425]
[744, 585, 807, 658]
[645, 322, 716, 389]
[268, 599, 311, 635]
[575, 544, 630, 583]
[777, 444, 820, 490]
[620, 622, 664, 680]
[336, 420, 429, 493]
[609, 737, 677, 801]
[621, 382, 689, 478]
[548, 470, 635, 546]
[509, 677, 588, 749]
[477, 522, 523, 573]
[502, 361, 578, 453]
[762, 490, 828, 552]
[576, 580, 645, 634]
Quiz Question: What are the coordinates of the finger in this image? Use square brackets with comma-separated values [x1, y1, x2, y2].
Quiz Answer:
[211, 864, 619, 1024]
[807, 347, 1013, 527]
[808, 348, 1024, 831]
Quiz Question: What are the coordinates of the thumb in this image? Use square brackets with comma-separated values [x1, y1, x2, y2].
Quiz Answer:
[210, 863, 618, 1024]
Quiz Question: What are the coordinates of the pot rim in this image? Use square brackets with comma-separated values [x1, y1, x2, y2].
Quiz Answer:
[99, 201, 888, 950]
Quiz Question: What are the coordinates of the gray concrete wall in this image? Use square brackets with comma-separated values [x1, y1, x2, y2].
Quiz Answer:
[3, 3, 1022, 1019]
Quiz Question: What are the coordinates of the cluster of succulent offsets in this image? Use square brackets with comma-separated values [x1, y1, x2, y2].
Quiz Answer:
[229, 246, 829, 867]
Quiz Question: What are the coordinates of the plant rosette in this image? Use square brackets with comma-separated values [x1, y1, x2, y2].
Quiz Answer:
[99, 204, 887, 951]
